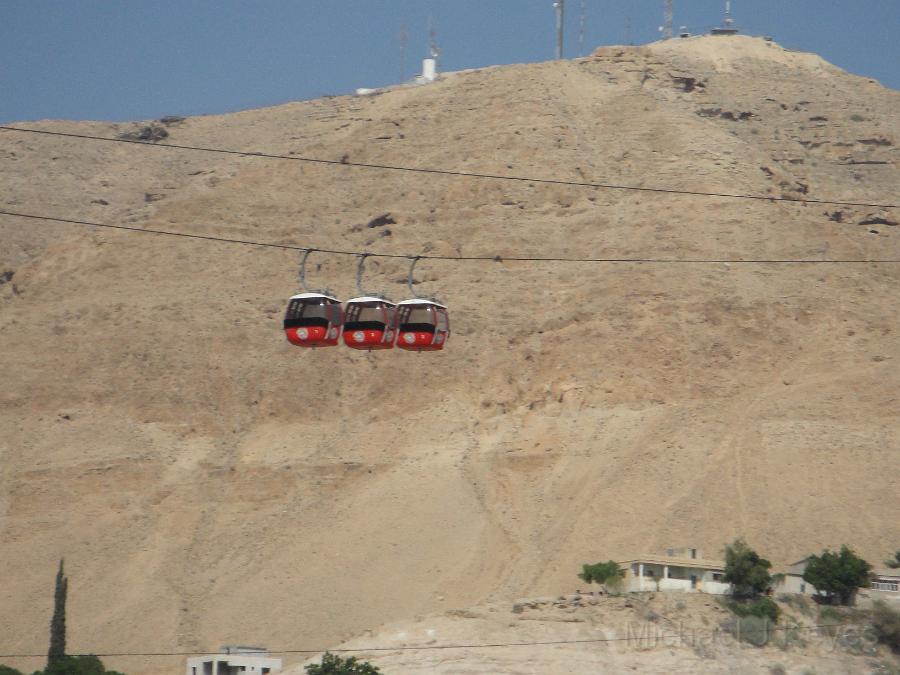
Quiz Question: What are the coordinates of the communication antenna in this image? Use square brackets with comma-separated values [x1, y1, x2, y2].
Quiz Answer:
[662, 0, 673, 39]
[578, 0, 587, 56]
[553, 1, 565, 59]
[428, 15, 441, 61]
[711, 0, 739, 35]
[399, 22, 409, 82]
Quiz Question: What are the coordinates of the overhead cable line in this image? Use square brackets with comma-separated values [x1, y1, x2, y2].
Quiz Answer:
[1, 209, 898, 264]
[1, 125, 898, 210]
[0, 622, 857, 658]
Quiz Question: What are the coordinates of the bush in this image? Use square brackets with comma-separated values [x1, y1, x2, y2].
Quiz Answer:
[871, 601, 900, 653]
[817, 605, 846, 638]
[305, 653, 381, 675]
[42, 655, 125, 675]
[729, 614, 775, 647]
[885, 550, 900, 569]
[803, 546, 872, 605]
[777, 593, 812, 616]
[578, 561, 622, 586]
[723, 539, 772, 599]
[0, 666, 24, 675]
[726, 596, 780, 623]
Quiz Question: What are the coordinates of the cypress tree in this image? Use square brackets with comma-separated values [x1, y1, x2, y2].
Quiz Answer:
[47, 559, 67, 668]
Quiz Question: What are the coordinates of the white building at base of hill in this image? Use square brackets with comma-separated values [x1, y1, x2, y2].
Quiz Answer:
[186, 646, 281, 675]
[618, 548, 731, 595]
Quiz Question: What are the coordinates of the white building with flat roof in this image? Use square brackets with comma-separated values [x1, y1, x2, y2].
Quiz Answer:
[618, 548, 732, 595]
[869, 569, 900, 598]
[186, 646, 281, 675]
[773, 556, 819, 597]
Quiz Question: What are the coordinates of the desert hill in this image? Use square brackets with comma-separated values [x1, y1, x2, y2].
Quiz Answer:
[1, 35, 898, 674]
[286, 593, 890, 674]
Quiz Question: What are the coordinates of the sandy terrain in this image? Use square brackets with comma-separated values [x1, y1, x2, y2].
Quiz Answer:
[285, 593, 893, 674]
[1, 35, 898, 673]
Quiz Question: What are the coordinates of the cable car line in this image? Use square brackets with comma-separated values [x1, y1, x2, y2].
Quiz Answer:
[0, 622, 854, 659]
[2, 125, 898, 210]
[2, 209, 899, 265]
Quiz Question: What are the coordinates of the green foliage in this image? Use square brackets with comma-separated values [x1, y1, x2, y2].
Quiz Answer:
[723, 539, 772, 599]
[42, 655, 124, 675]
[777, 593, 812, 616]
[885, 550, 900, 569]
[305, 653, 381, 675]
[817, 605, 851, 638]
[818, 606, 843, 623]
[0, 665, 25, 675]
[726, 596, 780, 623]
[729, 614, 776, 647]
[870, 600, 900, 653]
[802, 546, 872, 605]
[578, 561, 623, 586]
[48, 560, 68, 668]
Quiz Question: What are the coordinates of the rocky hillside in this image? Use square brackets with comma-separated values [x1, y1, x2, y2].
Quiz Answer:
[1, 35, 898, 674]
[285, 593, 896, 674]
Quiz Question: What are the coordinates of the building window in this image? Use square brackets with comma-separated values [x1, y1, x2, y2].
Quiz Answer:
[712, 573, 722, 581]
[872, 581, 899, 592]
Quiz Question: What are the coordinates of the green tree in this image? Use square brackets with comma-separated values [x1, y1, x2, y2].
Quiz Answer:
[885, 550, 900, 569]
[0, 665, 25, 675]
[723, 539, 772, 599]
[578, 561, 623, 586]
[305, 653, 381, 675]
[43, 655, 124, 675]
[803, 546, 872, 605]
[48, 559, 68, 668]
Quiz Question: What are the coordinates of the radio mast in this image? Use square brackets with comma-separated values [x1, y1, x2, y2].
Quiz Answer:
[578, 0, 586, 56]
[399, 23, 409, 82]
[554, 1, 565, 59]
[662, 0, 673, 39]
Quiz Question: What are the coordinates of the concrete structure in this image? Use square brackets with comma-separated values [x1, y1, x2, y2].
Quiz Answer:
[870, 569, 900, 597]
[710, 0, 739, 35]
[618, 548, 731, 595]
[186, 646, 281, 675]
[421, 58, 437, 82]
[774, 557, 819, 597]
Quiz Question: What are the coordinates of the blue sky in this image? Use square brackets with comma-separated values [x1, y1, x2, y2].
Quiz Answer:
[2, 1, 898, 123]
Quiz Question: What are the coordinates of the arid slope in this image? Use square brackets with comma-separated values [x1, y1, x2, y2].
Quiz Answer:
[0, 36, 898, 674]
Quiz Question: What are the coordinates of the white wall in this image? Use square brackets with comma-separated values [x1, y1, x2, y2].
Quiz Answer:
[658, 578, 692, 592]
[776, 574, 817, 596]
[185, 656, 282, 675]
[698, 580, 732, 595]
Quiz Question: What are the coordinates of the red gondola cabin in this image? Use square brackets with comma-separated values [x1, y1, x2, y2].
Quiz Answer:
[342, 297, 397, 350]
[396, 299, 450, 351]
[283, 293, 344, 347]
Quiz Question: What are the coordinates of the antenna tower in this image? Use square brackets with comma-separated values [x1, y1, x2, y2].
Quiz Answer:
[724, 0, 734, 28]
[399, 22, 409, 82]
[662, 0, 673, 39]
[578, 0, 586, 56]
[427, 16, 441, 61]
[553, 1, 565, 59]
